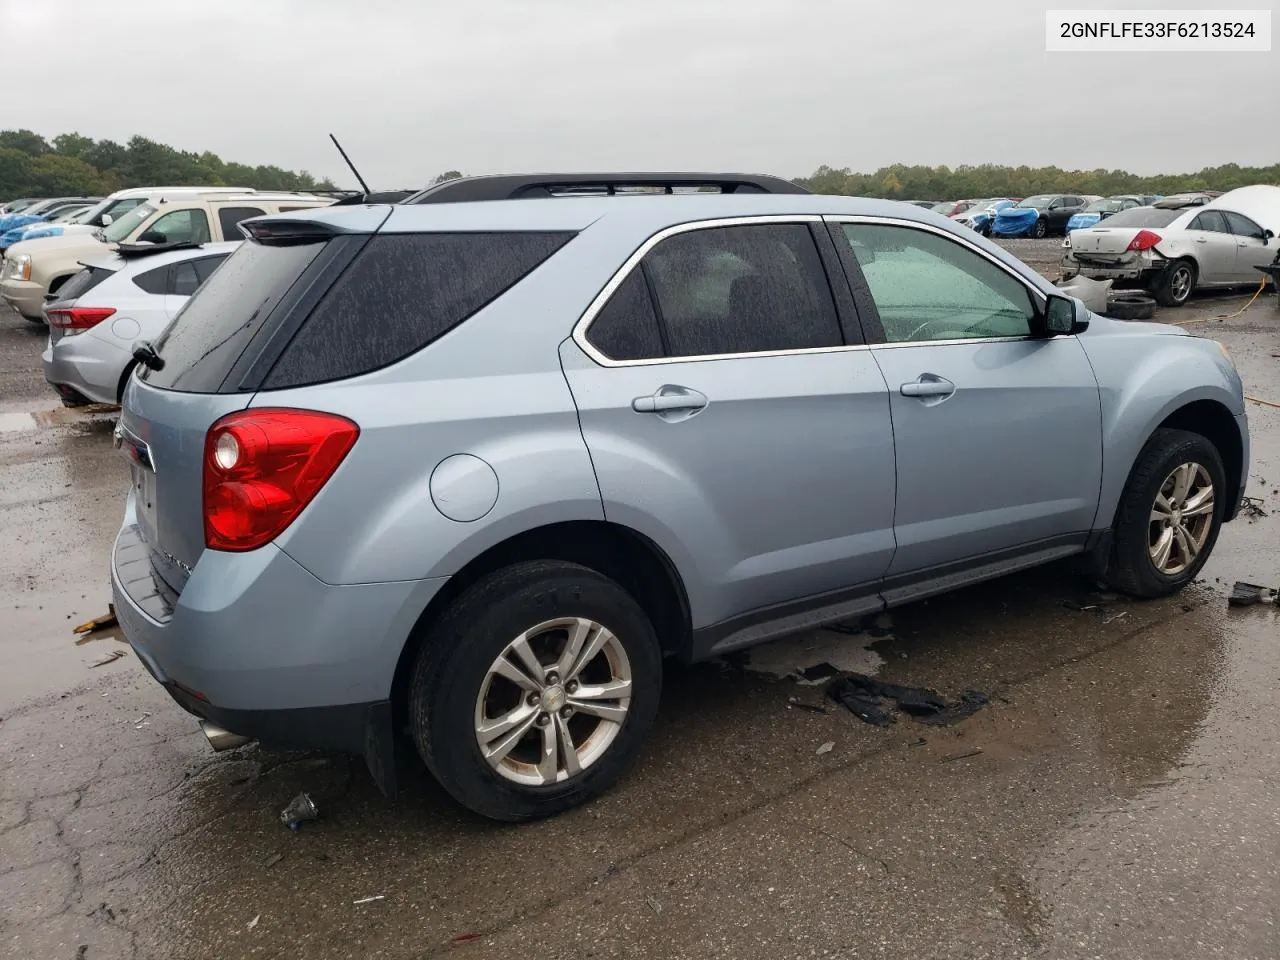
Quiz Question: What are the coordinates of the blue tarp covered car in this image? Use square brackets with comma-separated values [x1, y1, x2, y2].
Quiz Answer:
[990, 205, 1041, 237]
[1066, 196, 1146, 232]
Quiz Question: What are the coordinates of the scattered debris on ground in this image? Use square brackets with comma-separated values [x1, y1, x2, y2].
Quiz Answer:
[247, 914, 260, 931]
[280, 792, 320, 830]
[786, 696, 827, 714]
[1228, 581, 1280, 607]
[353, 895, 385, 905]
[940, 748, 984, 763]
[827, 673, 991, 728]
[72, 604, 118, 643]
[89, 649, 126, 668]
[816, 741, 835, 755]
[262, 852, 284, 869]
[645, 896, 664, 915]
[451, 933, 483, 947]
[1239, 496, 1268, 521]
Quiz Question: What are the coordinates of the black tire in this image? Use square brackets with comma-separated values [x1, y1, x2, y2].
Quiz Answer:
[1106, 428, 1226, 598]
[1151, 259, 1197, 307]
[1031, 218, 1047, 239]
[1104, 293, 1158, 321]
[409, 560, 662, 822]
[116, 360, 138, 403]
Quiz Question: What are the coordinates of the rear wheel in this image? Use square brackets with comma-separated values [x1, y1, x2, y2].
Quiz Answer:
[1106, 428, 1225, 597]
[409, 560, 662, 821]
[1031, 218, 1047, 239]
[1152, 259, 1196, 307]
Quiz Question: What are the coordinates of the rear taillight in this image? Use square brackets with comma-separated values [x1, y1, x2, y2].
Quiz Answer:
[46, 306, 115, 331]
[1127, 230, 1162, 252]
[202, 409, 359, 552]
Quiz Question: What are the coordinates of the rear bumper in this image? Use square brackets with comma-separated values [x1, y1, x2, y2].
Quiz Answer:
[43, 334, 129, 405]
[0, 278, 44, 318]
[1060, 252, 1165, 283]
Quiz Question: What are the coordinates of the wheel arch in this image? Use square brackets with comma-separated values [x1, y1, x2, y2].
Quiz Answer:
[389, 519, 692, 725]
[1154, 399, 1243, 520]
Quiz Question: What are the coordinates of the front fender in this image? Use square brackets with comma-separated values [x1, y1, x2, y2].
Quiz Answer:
[1081, 321, 1245, 528]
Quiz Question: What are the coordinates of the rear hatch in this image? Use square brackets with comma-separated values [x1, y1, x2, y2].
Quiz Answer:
[45, 263, 116, 346]
[120, 230, 344, 594]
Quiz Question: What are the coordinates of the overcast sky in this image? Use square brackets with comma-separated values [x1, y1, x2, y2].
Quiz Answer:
[2, 0, 1273, 189]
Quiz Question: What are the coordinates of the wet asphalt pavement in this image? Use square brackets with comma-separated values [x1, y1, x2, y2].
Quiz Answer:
[2, 240, 1279, 959]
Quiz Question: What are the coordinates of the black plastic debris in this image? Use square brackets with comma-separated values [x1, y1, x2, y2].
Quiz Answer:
[827, 673, 991, 728]
[797, 662, 840, 684]
[1228, 581, 1280, 607]
[1239, 497, 1268, 522]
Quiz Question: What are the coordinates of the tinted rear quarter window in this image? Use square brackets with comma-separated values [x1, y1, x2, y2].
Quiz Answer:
[263, 231, 573, 389]
[138, 241, 326, 392]
[585, 270, 666, 361]
[133, 264, 169, 295]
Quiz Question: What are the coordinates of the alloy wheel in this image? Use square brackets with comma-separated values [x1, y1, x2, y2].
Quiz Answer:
[1170, 265, 1193, 303]
[474, 617, 632, 786]
[1148, 462, 1214, 575]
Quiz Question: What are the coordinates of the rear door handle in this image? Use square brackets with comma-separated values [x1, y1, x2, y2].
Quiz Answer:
[900, 375, 955, 399]
[1195, 237, 1208, 243]
[632, 385, 708, 414]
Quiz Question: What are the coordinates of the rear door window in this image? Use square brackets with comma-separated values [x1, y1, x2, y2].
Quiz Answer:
[216, 206, 267, 240]
[192, 255, 228, 283]
[263, 231, 574, 388]
[1190, 211, 1230, 233]
[137, 240, 327, 392]
[170, 261, 201, 297]
[639, 223, 842, 358]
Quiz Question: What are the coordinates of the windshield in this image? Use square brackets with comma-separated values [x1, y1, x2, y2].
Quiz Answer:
[101, 203, 156, 242]
[66, 198, 112, 225]
[1099, 206, 1181, 228]
[1016, 195, 1055, 209]
[1084, 199, 1123, 213]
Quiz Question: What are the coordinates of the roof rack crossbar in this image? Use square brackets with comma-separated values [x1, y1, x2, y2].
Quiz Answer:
[404, 173, 809, 204]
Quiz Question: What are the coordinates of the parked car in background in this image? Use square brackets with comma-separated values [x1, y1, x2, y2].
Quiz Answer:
[2, 191, 331, 321]
[1065, 196, 1146, 232]
[43, 241, 240, 406]
[1062, 188, 1278, 305]
[108, 172, 1247, 823]
[905, 200, 942, 209]
[992, 194, 1098, 238]
[0, 196, 101, 239]
[0, 203, 96, 250]
[0, 198, 45, 215]
[954, 199, 1016, 236]
[929, 200, 970, 217]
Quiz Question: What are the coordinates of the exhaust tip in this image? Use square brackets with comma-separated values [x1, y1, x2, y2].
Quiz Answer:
[200, 720, 251, 752]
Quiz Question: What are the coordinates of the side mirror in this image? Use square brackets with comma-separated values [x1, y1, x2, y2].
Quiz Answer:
[1263, 229, 1275, 243]
[99, 213, 113, 226]
[137, 230, 167, 244]
[1044, 294, 1088, 336]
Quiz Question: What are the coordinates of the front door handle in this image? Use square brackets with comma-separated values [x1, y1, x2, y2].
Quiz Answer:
[900, 375, 955, 399]
[1195, 237, 1208, 243]
[632, 385, 708, 415]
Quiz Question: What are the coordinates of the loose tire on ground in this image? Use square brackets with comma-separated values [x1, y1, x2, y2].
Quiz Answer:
[1104, 293, 1159, 321]
[408, 560, 662, 821]
[1106, 428, 1226, 598]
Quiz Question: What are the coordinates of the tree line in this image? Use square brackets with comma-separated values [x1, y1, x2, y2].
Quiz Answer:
[0, 129, 337, 200]
[794, 161, 1280, 200]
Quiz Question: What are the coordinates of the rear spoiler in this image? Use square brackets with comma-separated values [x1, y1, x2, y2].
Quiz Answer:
[114, 240, 207, 259]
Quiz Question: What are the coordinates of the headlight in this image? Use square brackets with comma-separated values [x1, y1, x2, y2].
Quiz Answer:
[2, 254, 31, 281]
[1061, 236, 1072, 249]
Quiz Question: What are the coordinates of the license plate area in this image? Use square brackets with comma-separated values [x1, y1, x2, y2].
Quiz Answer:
[133, 462, 159, 546]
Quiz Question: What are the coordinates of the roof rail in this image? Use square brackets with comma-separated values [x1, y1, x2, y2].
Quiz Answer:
[330, 189, 417, 206]
[404, 173, 810, 204]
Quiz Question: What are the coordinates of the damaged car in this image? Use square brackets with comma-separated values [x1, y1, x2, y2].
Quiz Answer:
[109, 172, 1249, 822]
[1061, 192, 1278, 306]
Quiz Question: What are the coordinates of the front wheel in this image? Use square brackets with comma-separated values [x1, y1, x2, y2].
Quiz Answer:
[1106, 428, 1226, 597]
[1031, 218, 1048, 239]
[409, 560, 662, 821]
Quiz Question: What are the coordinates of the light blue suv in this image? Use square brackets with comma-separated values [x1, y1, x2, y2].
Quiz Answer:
[111, 173, 1249, 821]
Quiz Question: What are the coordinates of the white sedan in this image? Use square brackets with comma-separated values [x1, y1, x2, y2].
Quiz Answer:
[1061, 187, 1278, 306]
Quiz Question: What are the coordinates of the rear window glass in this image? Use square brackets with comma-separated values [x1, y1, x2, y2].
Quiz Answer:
[1100, 207, 1181, 228]
[52, 265, 115, 303]
[137, 240, 325, 392]
[263, 231, 573, 389]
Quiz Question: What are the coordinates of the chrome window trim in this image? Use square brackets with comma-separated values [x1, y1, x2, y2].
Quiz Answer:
[570, 213, 1057, 368]
[571, 215, 854, 368]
